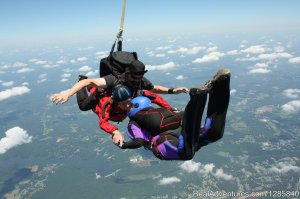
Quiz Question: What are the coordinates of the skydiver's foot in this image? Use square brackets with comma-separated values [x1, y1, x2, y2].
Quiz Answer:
[189, 87, 208, 96]
[78, 75, 88, 81]
[203, 80, 213, 92]
[190, 80, 213, 96]
[212, 68, 230, 83]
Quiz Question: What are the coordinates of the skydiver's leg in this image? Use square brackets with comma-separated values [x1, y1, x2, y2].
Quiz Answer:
[76, 75, 96, 111]
[180, 88, 208, 160]
[197, 68, 230, 149]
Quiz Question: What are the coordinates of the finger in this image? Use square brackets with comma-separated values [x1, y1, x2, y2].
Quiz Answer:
[119, 141, 123, 147]
[54, 98, 62, 104]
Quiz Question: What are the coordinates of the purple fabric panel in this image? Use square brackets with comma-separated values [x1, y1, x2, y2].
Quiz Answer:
[129, 124, 151, 142]
[156, 142, 180, 159]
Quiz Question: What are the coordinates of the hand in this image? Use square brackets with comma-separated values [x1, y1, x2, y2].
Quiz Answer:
[174, 87, 189, 94]
[51, 93, 70, 104]
[112, 130, 124, 147]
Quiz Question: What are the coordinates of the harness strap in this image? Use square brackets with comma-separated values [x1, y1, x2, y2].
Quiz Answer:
[101, 101, 111, 119]
[110, 0, 127, 54]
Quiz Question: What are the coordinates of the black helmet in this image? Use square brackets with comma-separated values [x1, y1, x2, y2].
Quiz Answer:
[112, 84, 132, 102]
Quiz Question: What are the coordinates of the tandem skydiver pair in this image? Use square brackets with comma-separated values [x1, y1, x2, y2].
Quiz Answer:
[113, 68, 231, 160]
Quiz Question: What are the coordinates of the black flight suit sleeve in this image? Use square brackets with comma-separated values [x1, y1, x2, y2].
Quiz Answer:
[120, 138, 145, 149]
[76, 87, 98, 111]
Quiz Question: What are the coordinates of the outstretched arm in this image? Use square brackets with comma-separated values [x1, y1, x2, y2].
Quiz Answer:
[143, 90, 172, 109]
[51, 78, 107, 104]
[150, 85, 189, 94]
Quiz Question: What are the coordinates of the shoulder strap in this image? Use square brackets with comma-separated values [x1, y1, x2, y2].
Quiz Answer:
[101, 101, 111, 119]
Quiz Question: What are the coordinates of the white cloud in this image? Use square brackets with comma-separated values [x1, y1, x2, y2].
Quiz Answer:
[95, 51, 109, 59]
[200, 163, 215, 174]
[86, 70, 99, 77]
[155, 54, 166, 58]
[282, 89, 300, 99]
[175, 75, 185, 80]
[0, 127, 32, 154]
[288, 57, 300, 64]
[28, 58, 38, 63]
[281, 100, 300, 114]
[241, 40, 248, 44]
[57, 60, 66, 64]
[179, 160, 201, 173]
[1, 81, 14, 87]
[257, 52, 292, 60]
[0, 65, 9, 69]
[146, 51, 155, 57]
[78, 65, 92, 72]
[237, 99, 248, 106]
[269, 161, 300, 173]
[193, 51, 225, 64]
[206, 46, 218, 53]
[37, 79, 47, 83]
[146, 62, 177, 71]
[61, 73, 71, 78]
[62, 68, 73, 73]
[17, 68, 35, 73]
[214, 169, 234, 180]
[13, 62, 28, 67]
[156, 46, 172, 51]
[226, 50, 239, 55]
[22, 82, 29, 86]
[230, 89, 237, 95]
[179, 160, 234, 181]
[78, 46, 94, 51]
[43, 64, 58, 69]
[254, 63, 268, 68]
[38, 74, 47, 83]
[77, 57, 88, 62]
[248, 68, 271, 74]
[274, 46, 285, 53]
[39, 74, 47, 79]
[0, 86, 30, 101]
[60, 78, 68, 82]
[158, 177, 181, 185]
[35, 60, 47, 65]
[95, 51, 108, 56]
[177, 46, 206, 55]
[167, 50, 177, 54]
[235, 57, 258, 62]
[241, 45, 269, 54]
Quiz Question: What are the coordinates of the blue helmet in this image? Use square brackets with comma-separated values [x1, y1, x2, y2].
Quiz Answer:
[128, 96, 152, 117]
[112, 84, 132, 102]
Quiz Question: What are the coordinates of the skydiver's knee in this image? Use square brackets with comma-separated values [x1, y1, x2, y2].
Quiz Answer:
[78, 103, 90, 111]
[206, 129, 224, 142]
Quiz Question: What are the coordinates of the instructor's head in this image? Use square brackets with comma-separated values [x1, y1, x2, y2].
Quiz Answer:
[125, 60, 148, 87]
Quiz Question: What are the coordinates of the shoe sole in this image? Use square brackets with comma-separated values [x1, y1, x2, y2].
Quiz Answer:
[212, 68, 230, 82]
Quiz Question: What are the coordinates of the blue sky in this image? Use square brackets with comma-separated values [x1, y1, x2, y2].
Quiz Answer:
[1, 0, 300, 48]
